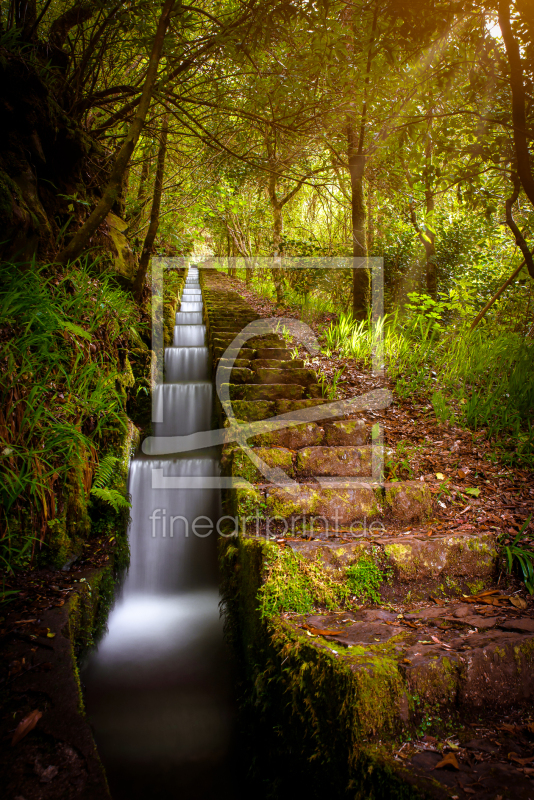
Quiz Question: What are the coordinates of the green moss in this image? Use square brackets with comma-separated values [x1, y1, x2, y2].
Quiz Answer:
[384, 543, 419, 580]
[346, 554, 384, 603]
[467, 579, 486, 595]
[232, 446, 294, 483]
[46, 517, 71, 568]
[258, 543, 353, 618]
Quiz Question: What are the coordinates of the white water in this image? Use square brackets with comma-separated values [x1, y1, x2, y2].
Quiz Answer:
[165, 346, 209, 381]
[173, 324, 207, 346]
[176, 311, 203, 325]
[82, 267, 237, 799]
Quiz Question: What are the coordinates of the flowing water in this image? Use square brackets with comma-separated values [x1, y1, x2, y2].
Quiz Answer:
[82, 267, 240, 800]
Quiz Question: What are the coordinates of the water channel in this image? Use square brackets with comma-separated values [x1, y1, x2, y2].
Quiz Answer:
[82, 267, 240, 799]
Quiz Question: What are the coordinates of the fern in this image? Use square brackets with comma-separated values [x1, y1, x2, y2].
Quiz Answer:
[91, 455, 131, 511]
[92, 455, 119, 489]
[90, 487, 131, 512]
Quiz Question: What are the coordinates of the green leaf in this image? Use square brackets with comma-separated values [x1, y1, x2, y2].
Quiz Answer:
[465, 487, 480, 497]
[61, 319, 92, 340]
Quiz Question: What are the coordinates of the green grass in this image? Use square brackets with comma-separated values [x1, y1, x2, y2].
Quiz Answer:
[321, 300, 534, 466]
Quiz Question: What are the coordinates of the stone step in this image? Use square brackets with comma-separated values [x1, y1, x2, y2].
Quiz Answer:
[216, 367, 254, 384]
[227, 383, 305, 401]
[253, 367, 317, 386]
[297, 445, 372, 476]
[212, 336, 284, 350]
[253, 358, 305, 369]
[285, 603, 534, 719]
[233, 480, 433, 528]
[286, 532, 497, 597]
[255, 347, 294, 360]
[215, 358, 306, 373]
[227, 445, 373, 480]
[227, 398, 328, 421]
[213, 346, 255, 361]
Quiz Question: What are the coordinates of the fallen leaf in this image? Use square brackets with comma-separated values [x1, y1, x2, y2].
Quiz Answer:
[436, 473, 446, 481]
[301, 624, 341, 636]
[40, 765, 59, 783]
[465, 487, 481, 498]
[11, 709, 42, 745]
[433, 752, 460, 770]
[510, 596, 528, 610]
[431, 596, 445, 606]
[509, 752, 534, 766]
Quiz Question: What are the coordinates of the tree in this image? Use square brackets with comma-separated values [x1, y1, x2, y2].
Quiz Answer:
[133, 115, 168, 299]
[57, 0, 176, 266]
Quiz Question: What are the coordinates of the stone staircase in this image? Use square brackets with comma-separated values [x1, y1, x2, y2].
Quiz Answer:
[200, 267, 534, 799]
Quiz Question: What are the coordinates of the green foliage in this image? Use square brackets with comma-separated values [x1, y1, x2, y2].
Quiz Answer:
[503, 516, 534, 595]
[0, 259, 141, 569]
[322, 293, 534, 465]
[90, 455, 131, 513]
[318, 367, 345, 400]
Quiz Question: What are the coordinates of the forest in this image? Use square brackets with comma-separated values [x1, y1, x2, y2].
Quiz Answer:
[0, 0, 533, 798]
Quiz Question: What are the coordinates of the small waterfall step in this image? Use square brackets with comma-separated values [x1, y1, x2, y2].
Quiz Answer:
[165, 346, 209, 381]
[173, 324, 206, 346]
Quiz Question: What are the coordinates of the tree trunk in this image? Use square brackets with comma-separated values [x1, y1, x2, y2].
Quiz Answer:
[424, 190, 437, 297]
[504, 175, 534, 278]
[499, 0, 534, 216]
[114, 165, 129, 218]
[268, 170, 285, 305]
[57, 0, 175, 266]
[132, 117, 168, 301]
[348, 124, 370, 320]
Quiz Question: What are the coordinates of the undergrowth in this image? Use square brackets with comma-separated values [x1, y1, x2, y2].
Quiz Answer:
[0, 258, 143, 573]
[322, 292, 534, 465]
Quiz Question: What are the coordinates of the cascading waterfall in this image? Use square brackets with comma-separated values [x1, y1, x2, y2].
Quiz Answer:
[82, 267, 238, 800]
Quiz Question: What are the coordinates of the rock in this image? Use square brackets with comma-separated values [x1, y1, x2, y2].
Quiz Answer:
[384, 533, 497, 583]
[384, 481, 432, 523]
[465, 739, 500, 754]
[499, 618, 534, 634]
[231, 447, 294, 482]
[216, 358, 251, 370]
[230, 400, 276, 421]
[323, 419, 368, 446]
[241, 384, 304, 401]
[452, 605, 471, 618]
[254, 359, 305, 369]
[254, 367, 317, 386]
[255, 347, 293, 359]
[289, 540, 373, 570]
[214, 346, 254, 360]
[296, 446, 372, 477]
[275, 399, 328, 416]
[216, 367, 254, 384]
[266, 484, 382, 523]
[250, 421, 324, 449]
[330, 621, 405, 645]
